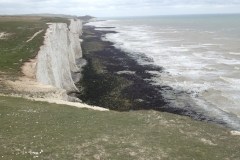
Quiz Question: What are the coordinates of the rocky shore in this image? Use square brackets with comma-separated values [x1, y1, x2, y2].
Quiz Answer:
[79, 25, 237, 128]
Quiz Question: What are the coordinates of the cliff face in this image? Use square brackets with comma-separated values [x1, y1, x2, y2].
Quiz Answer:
[36, 19, 83, 92]
[68, 19, 83, 72]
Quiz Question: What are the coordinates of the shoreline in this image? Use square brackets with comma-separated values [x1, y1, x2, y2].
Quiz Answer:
[2, 16, 240, 159]
[78, 25, 232, 128]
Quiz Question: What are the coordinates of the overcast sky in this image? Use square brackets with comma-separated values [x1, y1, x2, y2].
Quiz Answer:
[0, 0, 240, 17]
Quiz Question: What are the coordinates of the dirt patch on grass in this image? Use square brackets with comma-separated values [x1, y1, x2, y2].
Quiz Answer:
[230, 130, 240, 136]
[0, 32, 11, 39]
[26, 30, 44, 42]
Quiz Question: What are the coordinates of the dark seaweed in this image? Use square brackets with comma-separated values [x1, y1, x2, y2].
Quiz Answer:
[77, 25, 228, 127]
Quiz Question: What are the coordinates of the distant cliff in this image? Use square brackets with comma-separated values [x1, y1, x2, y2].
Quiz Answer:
[36, 19, 83, 93]
[78, 15, 95, 22]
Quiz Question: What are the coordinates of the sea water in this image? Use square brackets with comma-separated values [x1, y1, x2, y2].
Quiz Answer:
[87, 14, 240, 130]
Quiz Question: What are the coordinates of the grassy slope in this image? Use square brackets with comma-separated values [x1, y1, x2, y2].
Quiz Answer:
[0, 96, 240, 160]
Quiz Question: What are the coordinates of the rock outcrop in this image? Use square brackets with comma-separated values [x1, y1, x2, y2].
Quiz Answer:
[36, 19, 83, 93]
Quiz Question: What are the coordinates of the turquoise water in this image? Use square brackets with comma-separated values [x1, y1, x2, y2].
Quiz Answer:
[87, 14, 240, 129]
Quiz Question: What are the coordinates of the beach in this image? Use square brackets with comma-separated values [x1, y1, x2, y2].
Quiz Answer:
[78, 25, 240, 129]
[82, 15, 240, 130]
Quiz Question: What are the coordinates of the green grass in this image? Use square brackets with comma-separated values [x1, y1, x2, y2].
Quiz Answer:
[0, 96, 240, 160]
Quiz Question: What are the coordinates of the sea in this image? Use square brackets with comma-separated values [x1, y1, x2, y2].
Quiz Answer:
[87, 14, 240, 130]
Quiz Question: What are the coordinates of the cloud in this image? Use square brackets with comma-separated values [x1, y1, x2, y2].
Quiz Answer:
[0, 0, 240, 16]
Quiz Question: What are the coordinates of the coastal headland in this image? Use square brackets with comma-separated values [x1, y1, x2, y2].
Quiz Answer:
[1, 15, 240, 159]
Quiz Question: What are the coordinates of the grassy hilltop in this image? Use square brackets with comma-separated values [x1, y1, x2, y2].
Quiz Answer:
[0, 16, 240, 160]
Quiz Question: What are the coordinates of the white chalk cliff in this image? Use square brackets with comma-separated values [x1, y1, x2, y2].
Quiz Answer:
[36, 19, 83, 93]
[6, 19, 109, 111]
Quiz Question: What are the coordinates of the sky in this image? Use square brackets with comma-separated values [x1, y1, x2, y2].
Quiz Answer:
[0, 0, 240, 17]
